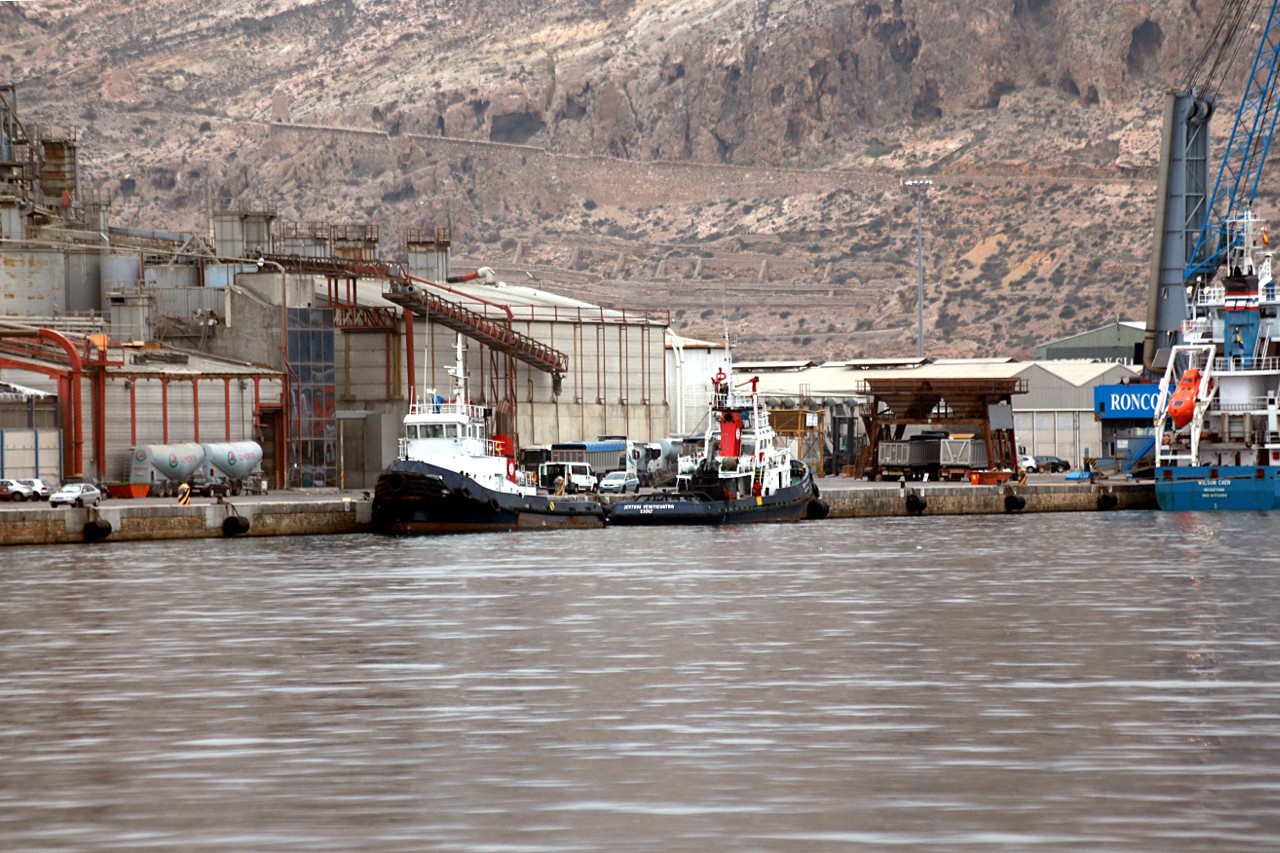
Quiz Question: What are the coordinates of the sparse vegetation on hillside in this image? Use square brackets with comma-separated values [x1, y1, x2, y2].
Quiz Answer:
[0, 0, 1253, 359]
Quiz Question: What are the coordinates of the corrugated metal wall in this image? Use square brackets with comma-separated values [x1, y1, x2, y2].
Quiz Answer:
[0, 249, 65, 316]
[0, 428, 61, 481]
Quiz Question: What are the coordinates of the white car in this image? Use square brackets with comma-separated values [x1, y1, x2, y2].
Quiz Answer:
[1018, 454, 1038, 473]
[49, 483, 103, 508]
[17, 478, 51, 500]
[598, 471, 641, 494]
[0, 478, 35, 502]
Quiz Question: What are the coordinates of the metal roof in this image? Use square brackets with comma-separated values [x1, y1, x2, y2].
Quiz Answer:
[115, 345, 282, 378]
[666, 331, 721, 349]
[1036, 319, 1145, 349]
[1034, 360, 1140, 386]
[733, 360, 818, 371]
[753, 359, 1139, 400]
[0, 381, 52, 399]
[325, 273, 637, 320]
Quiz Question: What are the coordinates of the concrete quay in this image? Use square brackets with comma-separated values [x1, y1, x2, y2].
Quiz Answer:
[0, 477, 1155, 546]
[0, 493, 373, 546]
[817, 477, 1155, 517]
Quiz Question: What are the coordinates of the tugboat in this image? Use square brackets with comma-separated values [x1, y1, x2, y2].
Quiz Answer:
[608, 342, 828, 526]
[1154, 213, 1280, 509]
[371, 335, 606, 533]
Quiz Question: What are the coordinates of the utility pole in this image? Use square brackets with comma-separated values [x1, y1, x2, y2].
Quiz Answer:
[903, 178, 933, 359]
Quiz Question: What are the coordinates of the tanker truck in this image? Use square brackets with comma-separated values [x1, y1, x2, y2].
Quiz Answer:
[201, 441, 267, 495]
[143, 443, 207, 497]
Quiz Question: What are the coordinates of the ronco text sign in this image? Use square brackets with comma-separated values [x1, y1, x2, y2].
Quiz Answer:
[1094, 384, 1159, 420]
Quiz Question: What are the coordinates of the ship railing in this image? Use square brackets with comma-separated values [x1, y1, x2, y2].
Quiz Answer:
[1180, 317, 1213, 339]
[1209, 396, 1275, 414]
[1212, 356, 1280, 372]
[407, 400, 487, 420]
[1194, 285, 1226, 306]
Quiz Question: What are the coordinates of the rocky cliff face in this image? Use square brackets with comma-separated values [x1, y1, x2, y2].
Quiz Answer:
[1, 0, 1254, 358]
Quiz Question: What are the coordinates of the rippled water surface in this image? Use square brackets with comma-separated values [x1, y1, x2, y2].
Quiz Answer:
[3, 511, 1280, 851]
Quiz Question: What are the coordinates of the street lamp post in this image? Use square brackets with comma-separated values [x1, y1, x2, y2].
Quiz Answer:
[903, 178, 933, 359]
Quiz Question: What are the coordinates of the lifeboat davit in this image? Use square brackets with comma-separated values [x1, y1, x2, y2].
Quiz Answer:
[1167, 368, 1202, 430]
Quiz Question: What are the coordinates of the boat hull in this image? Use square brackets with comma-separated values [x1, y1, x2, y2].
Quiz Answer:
[372, 460, 607, 534]
[607, 478, 826, 527]
[1154, 465, 1280, 510]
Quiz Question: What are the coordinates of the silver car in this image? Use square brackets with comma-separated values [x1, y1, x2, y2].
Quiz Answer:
[598, 471, 641, 494]
[0, 478, 35, 502]
[49, 483, 103, 508]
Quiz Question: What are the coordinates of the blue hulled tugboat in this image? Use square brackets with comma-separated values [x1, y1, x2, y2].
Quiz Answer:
[372, 336, 606, 534]
[608, 343, 828, 526]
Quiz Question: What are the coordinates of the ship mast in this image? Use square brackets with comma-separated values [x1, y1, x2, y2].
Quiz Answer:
[444, 333, 467, 408]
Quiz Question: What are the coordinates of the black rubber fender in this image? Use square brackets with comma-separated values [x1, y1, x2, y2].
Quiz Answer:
[905, 492, 927, 515]
[1097, 492, 1118, 511]
[222, 515, 251, 536]
[806, 498, 830, 520]
[83, 518, 113, 542]
[1004, 493, 1026, 513]
[383, 472, 407, 494]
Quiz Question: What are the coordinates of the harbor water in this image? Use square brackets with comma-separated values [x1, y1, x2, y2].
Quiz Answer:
[2, 512, 1279, 851]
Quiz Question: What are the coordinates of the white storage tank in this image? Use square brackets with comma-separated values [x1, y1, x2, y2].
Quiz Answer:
[202, 441, 263, 479]
[147, 442, 207, 483]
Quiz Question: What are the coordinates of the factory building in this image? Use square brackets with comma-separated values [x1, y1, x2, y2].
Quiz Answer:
[0, 87, 670, 489]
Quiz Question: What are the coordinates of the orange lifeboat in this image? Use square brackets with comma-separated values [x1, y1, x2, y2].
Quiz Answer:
[1167, 368, 1202, 430]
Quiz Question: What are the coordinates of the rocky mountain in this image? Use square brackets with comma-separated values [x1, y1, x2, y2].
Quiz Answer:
[2, 0, 1263, 358]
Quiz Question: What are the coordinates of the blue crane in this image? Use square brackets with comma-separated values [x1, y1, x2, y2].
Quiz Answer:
[1185, 0, 1280, 279]
[1144, 0, 1280, 370]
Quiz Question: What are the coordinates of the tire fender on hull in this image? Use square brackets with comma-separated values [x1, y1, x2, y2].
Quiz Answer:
[806, 498, 831, 520]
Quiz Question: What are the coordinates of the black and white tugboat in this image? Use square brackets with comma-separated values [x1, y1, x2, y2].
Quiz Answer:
[608, 341, 828, 526]
[372, 335, 606, 534]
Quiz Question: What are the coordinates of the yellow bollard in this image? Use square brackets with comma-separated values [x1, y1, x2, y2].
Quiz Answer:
[177, 483, 191, 505]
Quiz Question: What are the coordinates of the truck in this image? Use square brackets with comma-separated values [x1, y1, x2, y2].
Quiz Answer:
[550, 439, 632, 475]
[537, 461, 598, 494]
[639, 439, 681, 487]
[938, 438, 988, 480]
[875, 433, 989, 481]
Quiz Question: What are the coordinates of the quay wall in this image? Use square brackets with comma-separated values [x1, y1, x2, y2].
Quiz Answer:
[0, 482, 1156, 545]
[1, 499, 373, 546]
[821, 481, 1156, 517]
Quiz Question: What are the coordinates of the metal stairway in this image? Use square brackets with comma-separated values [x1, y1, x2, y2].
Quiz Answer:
[261, 254, 568, 376]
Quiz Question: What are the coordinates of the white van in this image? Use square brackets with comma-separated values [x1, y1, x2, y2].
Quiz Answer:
[537, 461, 598, 493]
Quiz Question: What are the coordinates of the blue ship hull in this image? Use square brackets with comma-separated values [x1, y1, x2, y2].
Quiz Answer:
[1154, 465, 1280, 510]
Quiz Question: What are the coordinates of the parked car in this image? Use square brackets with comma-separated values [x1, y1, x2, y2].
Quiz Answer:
[1017, 454, 1038, 473]
[598, 470, 641, 494]
[187, 476, 230, 497]
[49, 483, 103, 508]
[1034, 455, 1071, 473]
[17, 478, 51, 500]
[0, 478, 35, 502]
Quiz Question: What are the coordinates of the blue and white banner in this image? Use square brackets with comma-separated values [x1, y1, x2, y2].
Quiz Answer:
[1094, 384, 1159, 420]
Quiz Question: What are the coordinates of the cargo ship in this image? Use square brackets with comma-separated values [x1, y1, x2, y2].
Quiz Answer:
[1153, 213, 1280, 509]
[371, 335, 606, 534]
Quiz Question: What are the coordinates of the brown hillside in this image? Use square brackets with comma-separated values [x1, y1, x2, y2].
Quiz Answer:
[2, 0, 1266, 358]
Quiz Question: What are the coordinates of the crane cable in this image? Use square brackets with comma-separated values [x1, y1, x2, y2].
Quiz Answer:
[1180, 0, 1264, 100]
